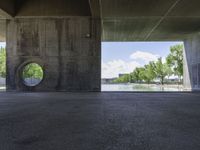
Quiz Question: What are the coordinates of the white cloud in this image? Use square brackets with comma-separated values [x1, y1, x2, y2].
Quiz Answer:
[102, 59, 140, 78]
[130, 51, 160, 64]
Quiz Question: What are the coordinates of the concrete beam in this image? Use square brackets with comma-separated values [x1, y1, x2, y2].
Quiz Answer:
[184, 34, 200, 91]
[0, 20, 6, 42]
[0, 0, 15, 18]
[101, 0, 200, 41]
[89, 0, 101, 18]
[15, 0, 91, 17]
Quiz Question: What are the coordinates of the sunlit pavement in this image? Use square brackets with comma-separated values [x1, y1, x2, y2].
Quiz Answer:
[0, 92, 200, 150]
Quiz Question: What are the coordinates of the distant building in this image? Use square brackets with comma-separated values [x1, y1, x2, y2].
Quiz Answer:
[118, 74, 129, 77]
[101, 78, 117, 84]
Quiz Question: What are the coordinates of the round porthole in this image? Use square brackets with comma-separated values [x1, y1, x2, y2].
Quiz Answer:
[22, 63, 44, 87]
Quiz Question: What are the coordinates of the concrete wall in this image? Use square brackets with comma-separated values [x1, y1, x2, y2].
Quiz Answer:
[6, 17, 101, 91]
[0, 20, 6, 42]
[184, 34, 200, 91]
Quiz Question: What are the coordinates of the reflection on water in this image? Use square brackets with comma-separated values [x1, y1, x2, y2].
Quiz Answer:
[0, 84, 184, 92]
[0, 86, 5, 90]
[102, 83, 183, 91]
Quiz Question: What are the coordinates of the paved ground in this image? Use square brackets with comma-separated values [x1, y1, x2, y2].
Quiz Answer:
[0, 92, 200, 150]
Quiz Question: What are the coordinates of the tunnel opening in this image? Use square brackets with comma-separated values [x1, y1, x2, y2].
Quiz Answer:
[101, 41, 185, 92]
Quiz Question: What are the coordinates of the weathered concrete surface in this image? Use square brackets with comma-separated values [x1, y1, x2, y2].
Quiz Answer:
[184, 34, 200, 90]
[0, 20, 5, 41]
[0, 92, 200, 150]
[15, 0, 91, 17]
[6, 18, 101, 91]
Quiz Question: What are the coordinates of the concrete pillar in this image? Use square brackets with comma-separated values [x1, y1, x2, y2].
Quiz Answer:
[184, 34, 200, 91]
[6, 17, 101, 91]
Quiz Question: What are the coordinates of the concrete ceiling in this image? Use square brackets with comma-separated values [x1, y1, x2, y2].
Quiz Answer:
[15, 0, 91, 17]
[0, 0, 91, 18]
[0, 0, 200, 42]
[101, 0, 200, 41]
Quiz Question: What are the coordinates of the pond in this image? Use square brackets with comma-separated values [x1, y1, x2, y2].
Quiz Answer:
[102, 83, 183, 92]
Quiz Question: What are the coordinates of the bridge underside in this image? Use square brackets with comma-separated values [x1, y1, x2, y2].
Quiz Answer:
[0, 0, 200, 91]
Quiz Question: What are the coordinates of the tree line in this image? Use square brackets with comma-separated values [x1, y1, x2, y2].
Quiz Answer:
[114, 44, 184, 85]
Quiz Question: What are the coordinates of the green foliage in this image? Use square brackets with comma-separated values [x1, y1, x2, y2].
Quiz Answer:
[143, 62, 157, 84]
[154, 58, 171, 85]
[166, 44, 183, 79]
[138, 67, 146, 82]
[0, 47, 6, 78]
[113, 74, 130, 83]
[130, 67, 143, 83]
[23, 63, 43, 80]
[113, 44, 183, 85]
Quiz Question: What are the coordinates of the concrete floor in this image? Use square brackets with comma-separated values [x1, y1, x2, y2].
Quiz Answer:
[0, 92, 200, 150]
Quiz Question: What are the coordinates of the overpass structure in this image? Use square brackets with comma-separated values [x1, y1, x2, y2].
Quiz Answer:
[0, 0, 200, 91]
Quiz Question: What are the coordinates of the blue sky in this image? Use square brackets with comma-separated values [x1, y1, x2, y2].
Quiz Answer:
[0, 42, 6, 48]
[102, 42, 183, 78]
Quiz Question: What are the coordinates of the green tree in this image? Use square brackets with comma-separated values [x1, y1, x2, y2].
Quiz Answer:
[165, 63, 173, 80]
[0, 47, 6, 78]
[166, 44, 183, 82]
[23, 63, 43, 80]
[131, 67, 142, 83]
[138, 67, 146, 82]
[154, 58, 170, 85]
[142, 62, 156, 84]
[113, 74, 130, 83]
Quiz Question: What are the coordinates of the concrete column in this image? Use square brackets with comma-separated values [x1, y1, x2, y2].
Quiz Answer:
[6, 17, 101, 92]
[184, 34, 200, 91]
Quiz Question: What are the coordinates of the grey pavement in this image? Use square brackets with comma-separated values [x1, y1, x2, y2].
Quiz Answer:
[0, 92, 200, 150]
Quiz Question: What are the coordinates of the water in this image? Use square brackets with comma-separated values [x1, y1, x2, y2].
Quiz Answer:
[0, 86, 6, 91]
[0, 84, 183, 92]
[102, 83, 183, 92]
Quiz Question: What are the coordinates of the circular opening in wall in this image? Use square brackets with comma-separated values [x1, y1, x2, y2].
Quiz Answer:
[22, 63, 44, 87]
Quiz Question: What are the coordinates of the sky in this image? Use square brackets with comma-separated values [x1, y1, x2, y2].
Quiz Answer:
[102, 42, 183, 78]
[0, 42, 6, 47]
[0, 42, 6, 48]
